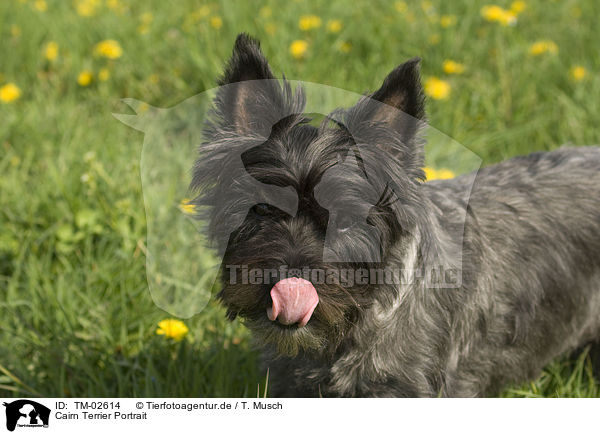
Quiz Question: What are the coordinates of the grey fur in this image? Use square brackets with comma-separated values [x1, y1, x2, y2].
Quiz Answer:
[265, 147, 600, 397]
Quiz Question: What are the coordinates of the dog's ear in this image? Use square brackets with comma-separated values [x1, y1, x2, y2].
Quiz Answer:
[214, 33, 298, 137]
[365, 58, 425, 145]
[343, 58, 425, 175]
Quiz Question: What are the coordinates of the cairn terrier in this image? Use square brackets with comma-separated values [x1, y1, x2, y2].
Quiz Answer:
[191, 34, 600, 397]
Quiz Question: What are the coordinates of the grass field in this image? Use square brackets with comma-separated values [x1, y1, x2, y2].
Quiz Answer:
[1, 0, 599, 397]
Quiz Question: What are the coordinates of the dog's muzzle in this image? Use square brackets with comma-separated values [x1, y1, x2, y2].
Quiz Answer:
[266, 278, 319, 327]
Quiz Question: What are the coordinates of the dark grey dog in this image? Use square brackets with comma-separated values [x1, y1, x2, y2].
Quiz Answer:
[191, 34, 600, 397]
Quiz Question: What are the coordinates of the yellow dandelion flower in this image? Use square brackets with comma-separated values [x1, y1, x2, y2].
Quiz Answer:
[34, 0, 47, 12]
[327, 19, 342, 33]
[137, 24, 150, 35]
[423, 167, 437, 181]
[339, 42, 352, 53]
[138, 13, 152, 33]
[440, 15, 457, 28]
[290, 40, 308, 59]
[44, 41, 59, 61]
[442, 60, 465, 75]
[77, 70, 93, 86]
[76, 0, 101, 17]
[156, 319, 189, 341]
[141, 12, 153, 24]
[424, 77, 451, 100]
[98, 68, 110, 81]
[529, 40, 558, 56]
[94, 40, 123, 59]
[179, 198, 196, 215]
[510, 0, 526, 15]
[148, 74, 160, 84]
[299, 15, 322, 31]
[264, 23, 276, 35]
[481, 5, 504, 21]
[106, 0, 121, 10]
[421, 0, 434, 14]
[259, 6, 272, 18]
[210, 16, 223, 29]
[428, 33, 441, 45]
[10, 25, 21, 37]
[498, 11, 517, 26]
[191, 5, 211, 21]
[481, 5, 517, 26]
[423, 167, 455, 181]
[570, 66, 586, 81]
[435, 169, 455, 180]
[0, 83, 22, 103]
[395, 1, 407, 13]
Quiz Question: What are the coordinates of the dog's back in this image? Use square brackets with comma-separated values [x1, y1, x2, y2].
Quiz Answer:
[425, 146, 600, 395]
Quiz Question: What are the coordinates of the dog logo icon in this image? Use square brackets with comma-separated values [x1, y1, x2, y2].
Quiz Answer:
[3, 400, 50, 432]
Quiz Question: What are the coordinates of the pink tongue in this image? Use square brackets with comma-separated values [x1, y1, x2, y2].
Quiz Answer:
[267, 278, 319, 327]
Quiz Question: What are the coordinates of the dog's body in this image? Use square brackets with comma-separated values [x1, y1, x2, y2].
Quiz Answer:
[267, 147, 600, 397]
[192, 34, 600, 397]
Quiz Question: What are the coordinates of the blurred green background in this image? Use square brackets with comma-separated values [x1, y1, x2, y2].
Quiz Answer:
[1, 0, 599, 397]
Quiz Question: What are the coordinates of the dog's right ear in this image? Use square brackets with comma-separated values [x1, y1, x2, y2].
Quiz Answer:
[213, 33, 296, 137]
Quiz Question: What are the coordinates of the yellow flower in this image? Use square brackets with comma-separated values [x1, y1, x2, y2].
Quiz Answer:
[138, 24, 150, 35]
[34, 0, 47, 12]
[138, 12, 153, 33]
[76, 0, 100, 17]
[440, 15, 457, 28]
[179, 198, 196, 215]
[77, 70, 93, 86]
[395, 1, 407, 13]
[423, 167, 455, 181]
[327, 19, 342, 33]
[106, 0, 121, 10]
[481, 5, 517, 26]
[298, 15, 322, 31]
[424, 77, 451, 100]
[481, 5, 504, 21]
[10, 25, 21, 37]
[510, 0, 526, 14]
[529, 40, 558, 56]
[428, 33, 441, 45]
[210, 16, 223, 29]
[290, 40, 308, 59]
[570, 66, 586, 81]
[442, 60, 465, 75]
[98, 68, 110, 81]
[259, 6, 272, 18]
[156, 319, 189, 341]
[420, 0, 434, 14]
[44, 41, 59, 61]
[94, 40, 123, 59]
[435, 169, 455, 180]
[141, 12, 153, 24]
[339, 42, 352, 53]
[191, 5, 211, 21]
[264, 23, 276, 35]
[0, 83, 22, 103]
[148, 73, 160, 84]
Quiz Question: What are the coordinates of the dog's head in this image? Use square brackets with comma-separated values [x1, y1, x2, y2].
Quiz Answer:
[191, 33, 428, 356]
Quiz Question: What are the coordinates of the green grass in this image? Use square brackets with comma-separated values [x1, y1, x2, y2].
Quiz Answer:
[1, 0, 599, 397]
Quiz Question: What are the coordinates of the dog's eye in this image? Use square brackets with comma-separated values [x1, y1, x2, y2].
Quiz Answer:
[253, 203, 273, 217]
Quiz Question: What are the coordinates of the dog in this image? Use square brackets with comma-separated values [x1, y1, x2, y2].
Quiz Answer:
[191, 33, 600, 397]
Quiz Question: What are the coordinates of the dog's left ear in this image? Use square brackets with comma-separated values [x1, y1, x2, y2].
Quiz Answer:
[213, 33, 302, 137]
[370, 57, 425, 135]
[344, 57, 425, 176]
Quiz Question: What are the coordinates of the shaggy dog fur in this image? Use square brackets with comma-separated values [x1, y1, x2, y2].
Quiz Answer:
[191, 34, 600, 397]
